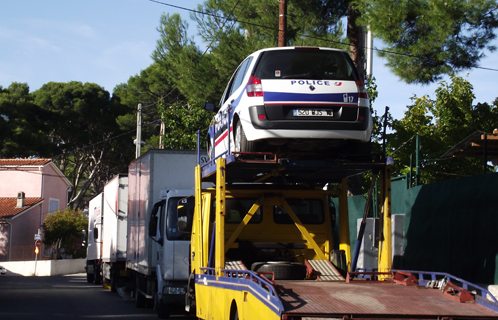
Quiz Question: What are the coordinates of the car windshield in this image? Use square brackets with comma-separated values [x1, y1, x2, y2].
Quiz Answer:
[253, 49, 356, 81]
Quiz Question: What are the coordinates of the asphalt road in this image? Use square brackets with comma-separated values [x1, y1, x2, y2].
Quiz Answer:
[0, 273, 190, 320]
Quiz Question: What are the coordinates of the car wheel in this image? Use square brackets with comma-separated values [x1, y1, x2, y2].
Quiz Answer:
[206, 136, 213, 160]
[234, 121, 257, 153]
[251, 261, 307, 280]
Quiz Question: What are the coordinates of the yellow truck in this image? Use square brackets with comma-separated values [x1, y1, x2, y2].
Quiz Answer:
[180, 154, 498, 319]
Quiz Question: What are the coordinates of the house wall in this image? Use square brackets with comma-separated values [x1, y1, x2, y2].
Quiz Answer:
[0, 206, 43, 261]
[0, 163, 69, 230]
[40, 164, 69, 222]
[0, 161, 71, 261]
[0, 168, 43, 197]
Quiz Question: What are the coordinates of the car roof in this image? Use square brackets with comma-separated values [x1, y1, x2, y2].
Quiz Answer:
[251, 46, 348, 56]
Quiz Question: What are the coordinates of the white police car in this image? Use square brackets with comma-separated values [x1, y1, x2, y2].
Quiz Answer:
[205, 46, 373, 160]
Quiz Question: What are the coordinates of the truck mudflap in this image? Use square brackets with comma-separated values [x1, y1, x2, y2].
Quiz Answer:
[276, 270, 498, 320]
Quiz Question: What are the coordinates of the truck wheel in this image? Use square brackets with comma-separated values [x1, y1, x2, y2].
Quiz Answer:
[110, 273, 117, 293]
[94, 262, 102, 284]
[154, 293, 170, 319]
[230, 301, 239, 320]
[251, 261, 307, 280]
[86, 272, 94, 283]
[134, 277, 146, 308]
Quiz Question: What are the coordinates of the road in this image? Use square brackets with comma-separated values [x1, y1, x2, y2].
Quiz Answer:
[0, 273, 191, 320]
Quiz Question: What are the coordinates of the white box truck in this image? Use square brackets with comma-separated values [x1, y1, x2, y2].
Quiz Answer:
[101, 174, 128, 292]
[86, 192, 103, 283]
[126, 149, 208, 318]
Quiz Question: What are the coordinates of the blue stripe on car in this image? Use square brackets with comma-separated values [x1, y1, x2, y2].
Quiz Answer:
[264, 91, 357, 104]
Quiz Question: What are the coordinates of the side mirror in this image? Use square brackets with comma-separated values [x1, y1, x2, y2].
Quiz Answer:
[93, 227, 98, 240]
[177, 205, 187, 231]
[202, 102, 216, 112]
[148, 200, 165, 245]
[177, 196, 193, 233]
[149, 216, 158, 237]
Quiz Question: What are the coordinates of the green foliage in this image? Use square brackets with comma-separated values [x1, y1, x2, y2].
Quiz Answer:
[158, 100, 212, 149]
[354, 0, 498, 84]
[42, 207, 88, 258]
[31, 81, 133, 209]
[0, 83, 54, 157]
[388, 74, 498, 183]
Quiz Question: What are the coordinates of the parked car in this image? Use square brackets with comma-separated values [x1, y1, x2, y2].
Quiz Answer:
[0, 266, 6, 275]
[204, 46, 373, 160]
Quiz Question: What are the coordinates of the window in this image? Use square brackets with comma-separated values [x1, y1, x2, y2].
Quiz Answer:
[222, 57, 253, 104]
[273, 199, 324, 224]
[225, 198, 262, 224]
[254, 49, 355, 81]
[49, 199, 59, 213]
[166, 197, 194, 241]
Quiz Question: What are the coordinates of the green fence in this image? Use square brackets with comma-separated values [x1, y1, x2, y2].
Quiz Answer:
[334, 172, 498, 284]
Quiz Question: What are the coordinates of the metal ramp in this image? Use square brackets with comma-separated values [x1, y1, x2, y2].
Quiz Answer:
[306, 260, 344, 281]
[225, 260, 247, 271]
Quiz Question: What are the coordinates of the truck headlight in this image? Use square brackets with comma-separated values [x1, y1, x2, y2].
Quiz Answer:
[164, 287, 186, 295]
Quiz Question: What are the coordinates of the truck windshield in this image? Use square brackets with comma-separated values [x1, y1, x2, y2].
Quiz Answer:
[273, 198, 324, 224]
[166, 196, 194, 240]
[225, 198, 262, 224]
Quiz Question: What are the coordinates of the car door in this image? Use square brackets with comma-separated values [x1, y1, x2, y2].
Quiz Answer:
[213, 56, 253, 158]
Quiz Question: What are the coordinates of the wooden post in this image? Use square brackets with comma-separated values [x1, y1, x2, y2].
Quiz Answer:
[278, 0, 287, 47]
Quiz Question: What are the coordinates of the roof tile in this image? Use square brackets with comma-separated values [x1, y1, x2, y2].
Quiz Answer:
[0, 198, 44, 219]
[0, 159, 52, 166]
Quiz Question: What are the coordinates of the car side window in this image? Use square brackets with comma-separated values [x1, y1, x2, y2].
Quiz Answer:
[222, 57, 253, 104]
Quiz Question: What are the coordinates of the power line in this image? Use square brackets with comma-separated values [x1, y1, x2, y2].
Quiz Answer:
[149, 0, 498, 73]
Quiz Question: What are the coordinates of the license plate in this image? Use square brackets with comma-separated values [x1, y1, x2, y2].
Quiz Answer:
[293, 109, 333, 117]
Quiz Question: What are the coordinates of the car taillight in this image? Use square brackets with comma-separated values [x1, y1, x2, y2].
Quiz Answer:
[246, 75, 263, 97]
[356, 80, 369, 99]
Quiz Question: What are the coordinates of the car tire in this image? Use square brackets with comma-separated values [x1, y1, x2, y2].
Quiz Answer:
[251, 261, 307, 280]
[234, 121, 257, 153]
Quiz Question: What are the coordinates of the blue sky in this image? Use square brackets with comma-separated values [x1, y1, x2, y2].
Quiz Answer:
[1, 0, 497, 121]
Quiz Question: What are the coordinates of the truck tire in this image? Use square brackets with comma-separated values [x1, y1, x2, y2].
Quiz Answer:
[94, 261, 102, 284]
[110, 273, 117, 293]
[86, 271, 94, 283]
[230, 301, 239, 320]
[134, 276, 146, 308]
[251, 261, 307, 280]
[154, 293, 170, 319]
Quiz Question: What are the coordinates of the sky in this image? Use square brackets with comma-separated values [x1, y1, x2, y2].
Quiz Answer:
[1, 0, 498, 121]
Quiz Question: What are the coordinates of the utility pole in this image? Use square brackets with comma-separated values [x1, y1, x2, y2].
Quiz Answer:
[278, 0, 287, 47]
[159, 120, 165, 149]
[135, 103, 142, 158]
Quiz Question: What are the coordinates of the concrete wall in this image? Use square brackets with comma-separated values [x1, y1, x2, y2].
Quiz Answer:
[0, 258, 85, 276]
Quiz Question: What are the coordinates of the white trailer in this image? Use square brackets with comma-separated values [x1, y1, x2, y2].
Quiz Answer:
[126, 149, 208, 318]
[102, 174, 128, 291]
[86, 192, 103, 283]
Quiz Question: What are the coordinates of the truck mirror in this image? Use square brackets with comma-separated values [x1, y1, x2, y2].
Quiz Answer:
[148, 200, 165, 242]
[93, 227, 98, 240]
[177, 205, 188, 232]
[149, 216, 158, 237]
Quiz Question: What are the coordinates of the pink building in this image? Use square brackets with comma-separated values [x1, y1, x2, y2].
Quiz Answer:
[0, 159, 72, 261]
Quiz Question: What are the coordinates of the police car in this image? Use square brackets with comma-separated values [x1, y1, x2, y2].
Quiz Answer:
[205, 46, 373, 160]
